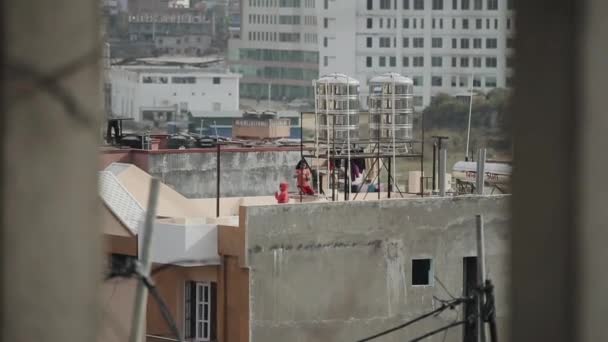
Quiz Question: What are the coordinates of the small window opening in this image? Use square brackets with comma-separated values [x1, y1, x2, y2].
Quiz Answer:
[412, 258, 432, 285]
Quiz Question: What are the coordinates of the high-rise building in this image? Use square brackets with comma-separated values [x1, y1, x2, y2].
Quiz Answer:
[318, 0, 514, 108]
[228, 0, 320, 101]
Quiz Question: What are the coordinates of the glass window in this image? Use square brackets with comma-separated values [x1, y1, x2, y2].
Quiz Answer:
[367, 18, 373, 28]
[486, 38, 497, 48]
[432, 56, 442, 67]
[485, 76, 497, 87]
[460, 56, 469, 67]
[452, 38, 457, 48]
[487, 0, 497, 10]
[403, 18, 409, 28]
[474, 0, 482, 9]
[461, 38, 469, 48]
[402, 56, 409, 67]
[367, 0, 373, 10]
[413, 56, 424, 67]
[432, 0, 443, 10]
[414, 0, 424, 9]
[462, 0, 469, 9]
[452, 57, 457, 67]
[432, 37, 442, 48]
[380, 0, 391, 9]
[506, 38, 514, 48]
[462, 18, 469, 29]
[389, 56, 396, 66]
[473, 57, 482, 67]
[486, 56, 497, 67]
[476, 18, 482, 29]
[452, 0, 458, 9]
[366, 56, 373, 67]
[379, 56, 386, 67]
[432, 76, 443, 86]
[403, 37, 409, 47]
[413, 37, 424, 48]
[473, 38, 482, 48]
[413, 76, 423, 86]
[403, 0, 410, 9]
[366, 37, 372, 47]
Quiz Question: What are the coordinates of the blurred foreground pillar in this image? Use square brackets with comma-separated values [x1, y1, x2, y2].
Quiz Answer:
[0, 0, 102, 341]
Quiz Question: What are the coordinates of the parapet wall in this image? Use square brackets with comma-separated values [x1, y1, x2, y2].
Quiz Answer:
[242, 195, 510, 342]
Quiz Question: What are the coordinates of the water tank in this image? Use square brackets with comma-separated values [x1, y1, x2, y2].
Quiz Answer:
[368, 72, 414, 141]
[315, 73, 360, 141]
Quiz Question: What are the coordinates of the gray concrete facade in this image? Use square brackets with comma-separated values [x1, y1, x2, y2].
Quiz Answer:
[243, 195, 510, 342]
[147, 150, 302, 198]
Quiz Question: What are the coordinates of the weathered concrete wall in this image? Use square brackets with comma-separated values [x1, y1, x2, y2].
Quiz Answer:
[147, 150, 302, 198]
[243, 196, 510, 342]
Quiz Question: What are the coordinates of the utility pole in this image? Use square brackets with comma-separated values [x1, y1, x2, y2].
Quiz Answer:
[439, 149, 447, 196]
[130, 179, 160, 342]
[476, 214, 487, 342]
[465, 85, 474, 161]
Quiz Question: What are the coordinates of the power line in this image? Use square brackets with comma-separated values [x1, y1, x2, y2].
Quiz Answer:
[356, 297, 467, 342]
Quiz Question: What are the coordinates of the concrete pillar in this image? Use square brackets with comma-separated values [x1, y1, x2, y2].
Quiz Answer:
[1, 0, 102, 341]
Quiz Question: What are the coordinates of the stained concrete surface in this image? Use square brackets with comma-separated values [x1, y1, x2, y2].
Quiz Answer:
[243, 196, 510, 342]
[147, 151, 302, 198]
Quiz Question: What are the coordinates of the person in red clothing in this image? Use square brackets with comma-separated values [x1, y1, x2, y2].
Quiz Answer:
[295, 160, 315, 195]
[275, 182, 290, 203]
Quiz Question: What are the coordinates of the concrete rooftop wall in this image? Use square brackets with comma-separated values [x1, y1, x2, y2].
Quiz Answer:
[242, 195, 510, 342]
[147, 150, 302, 198]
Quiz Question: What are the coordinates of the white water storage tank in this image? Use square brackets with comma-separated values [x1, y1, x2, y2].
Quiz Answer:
[368, 72, 414, 141]
[315, 73, 360, 141]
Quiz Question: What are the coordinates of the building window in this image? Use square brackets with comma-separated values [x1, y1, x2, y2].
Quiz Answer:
[432, 37, 442, 48]
[473, 38, 482, 48]
[323, 56, 329, 66]
[366, 37, 372, 47]
[412, 259, 433, 285]
[367, 0, 373, 10]
[413, 37, 424, 48]
[432, 18, 436, 28]
[486, 38, 497, 48]
[476, 18, 482, 29]
[472, 76, 482, 87]
[324, 17, 328, 28]
[474, 0, 482, 9]
[462, 0, 469, 9]
[379, 56, 386, 67]
[462, 18, 469, 29]
[494, 18, 498, 29]
[432, 76, 443, 86]
[459, 75, 468, 87]
[473, 56, 482, 67]
[440, 18, 444, 28]
[212, 102, 221, 111]
[507, 0, 513, 10]
[432, 0, 443, 10]
[486, 57, 497, 67]
[506, 76, 513, 87]
[413, 76, 423, 86]
[452, 18, 456, 29]
[387, 18, 392, 28]
[403, 0, 410, 9]
[421, 18, 424, 28]
[506, 38, 514, 48]
[212, 77, 221, 85]
[451, 76, 457, 86]
[403, 18, 409, 28]
[324, 37, 329, 47]
[184, 282, 216, 342]
[452, 56, 457, 67]
[452, 0, 457, 10]
[414, 0, 424, 9]
[402, 56, 409, 66]
[172, 77, 196, 84]
[507, 56, 514, 68]
[507, 18, 512, 30]
[367, 18, 373, 28]
[461, 38, 469, 48]
[487, 0, 497, 10]
[389, 56, 396, 66]
[460, 56, 469, 67]
[402, 37, 409, 47]
[413, 56, 424, 67]
[379, 37, 391, 47]
[324, 0, 328, 8]
[485, 76, 497, 87]
[380, 18, 384, 28]
[366, 56, 373, 67]
[413, 95, 423, 106]
[108, 254, 136, 277]
[432, 56, 442, 67]
[452, 38, 457, 48]
[413, 18, 417, 28]
[486, 18, 490, 29]
[380, 0, 391, 9]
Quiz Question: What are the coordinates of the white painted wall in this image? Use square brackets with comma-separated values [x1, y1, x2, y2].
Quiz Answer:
[109, 66, 241, 120]
[146, 221, 220, 265]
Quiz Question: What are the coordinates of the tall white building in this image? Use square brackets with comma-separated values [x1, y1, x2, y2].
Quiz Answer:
[227, 0, 319, 101]
[318, 0, 514, 107]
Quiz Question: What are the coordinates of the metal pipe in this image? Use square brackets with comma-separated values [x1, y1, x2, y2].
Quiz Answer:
[216, 143, 220, 217]
[420, 108, 424, 197]
[313, 80, 320, 194]
[476, 148, 486, 195]
[130, 178, 160, 342]
[346, 74, 351, 201]
[392, 76, 396, 198]
[476, 214, 487, 342]
[432, 142, 437, 191]
[439, 148, 447, 196]
[465, 81, 474, 161]
[388, 158, 392, 198]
